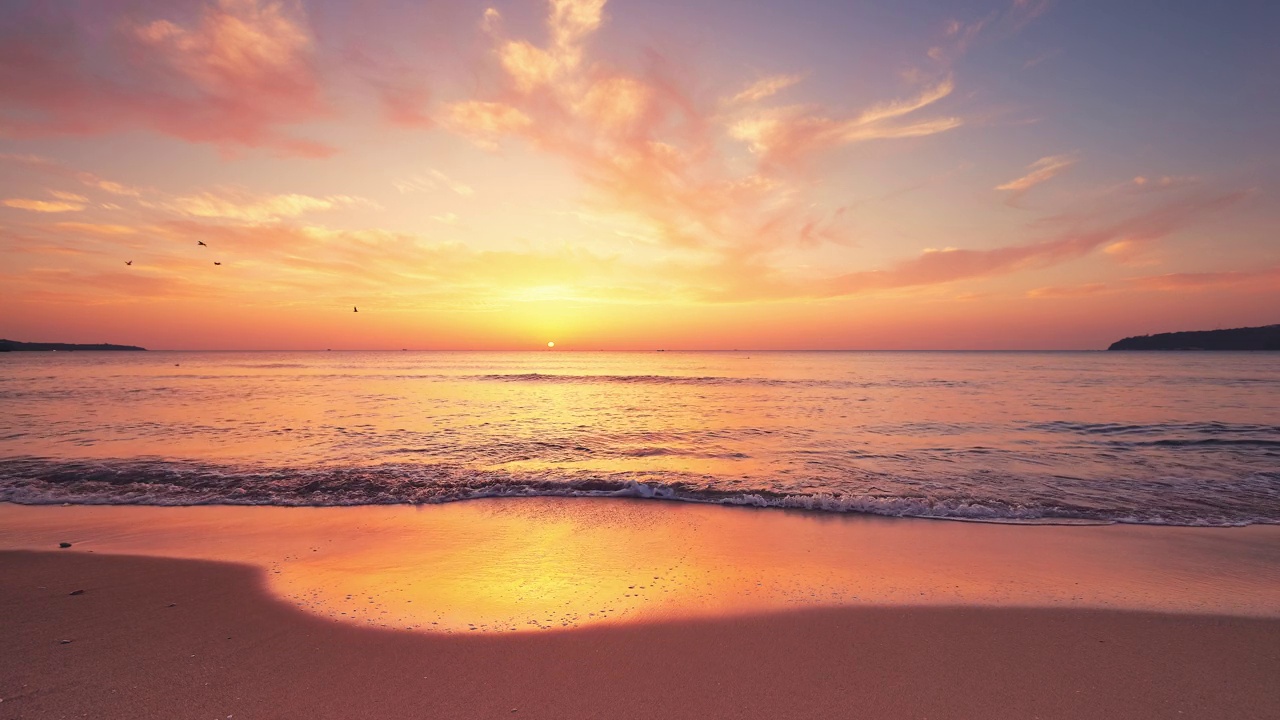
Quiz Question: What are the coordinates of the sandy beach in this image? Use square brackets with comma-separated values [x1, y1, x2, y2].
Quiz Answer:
[4, 549, 1279, 720]
[3, 500, 1280, 719]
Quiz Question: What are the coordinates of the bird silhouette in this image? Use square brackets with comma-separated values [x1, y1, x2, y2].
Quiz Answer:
[213, 262, 222, 266]
[197, 241, 207, 246]
[353, 306, 358, 313]
[125, 260, 132, 266]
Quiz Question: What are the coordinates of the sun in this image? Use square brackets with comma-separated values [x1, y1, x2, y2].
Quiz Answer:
[547, 341, 555, 348]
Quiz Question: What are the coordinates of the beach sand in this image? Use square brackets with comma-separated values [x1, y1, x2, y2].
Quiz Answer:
[3, 500, 1280, 719]
[4, 550, 1279, 719]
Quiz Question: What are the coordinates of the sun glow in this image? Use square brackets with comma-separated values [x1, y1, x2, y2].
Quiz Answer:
[0, 0, 1274, 351]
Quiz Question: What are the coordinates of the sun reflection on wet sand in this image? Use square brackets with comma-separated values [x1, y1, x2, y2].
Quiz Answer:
[2, 499, 1279, 633]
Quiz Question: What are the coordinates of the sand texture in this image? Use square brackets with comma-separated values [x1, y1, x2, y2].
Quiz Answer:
[4, 549, 1279, 720]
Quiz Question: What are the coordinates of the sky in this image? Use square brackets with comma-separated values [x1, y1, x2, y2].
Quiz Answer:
[1, 0, 1277, 350]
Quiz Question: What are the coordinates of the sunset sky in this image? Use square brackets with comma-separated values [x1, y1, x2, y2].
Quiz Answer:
[1, 0, 1277, 350]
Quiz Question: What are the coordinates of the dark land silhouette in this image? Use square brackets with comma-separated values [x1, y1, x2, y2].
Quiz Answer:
[0, 339, 147, 352]
[1108, 324, 1280, 351]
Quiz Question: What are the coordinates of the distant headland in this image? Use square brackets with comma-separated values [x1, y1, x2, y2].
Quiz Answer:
[1107, 324, 1280, 351]
[0, 339, 147, 352]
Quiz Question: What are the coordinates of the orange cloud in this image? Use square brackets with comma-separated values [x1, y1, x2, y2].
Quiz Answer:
[444, 102, 534, 148]
[435, 0, 960, 267]
[2, 267, 219, 303]
[689, 190, 1251, 302]
[49, 190, 89, 203]
[2, 198, 85, 213]
[1026, 283, 1109, 298]
[0, 0, 331, 157]
[144, 189, 375, 223]
[996, 153, 1077, 204]
[52, 223, 138, 236]
[393, 170, 475, 197]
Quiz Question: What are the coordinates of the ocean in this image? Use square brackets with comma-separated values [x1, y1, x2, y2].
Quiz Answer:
[1, 350, 1277, 526]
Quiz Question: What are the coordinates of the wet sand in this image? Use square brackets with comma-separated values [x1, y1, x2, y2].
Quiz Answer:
[4, 549, 1279, 720]
[3, 501, 1280, 631]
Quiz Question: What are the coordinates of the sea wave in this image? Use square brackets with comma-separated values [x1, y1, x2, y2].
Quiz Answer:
[1030, 420, 1280, 436]
[467, 373, 971, 389]
[23, 372, 970, 389]
[1, 457, 1275, 527]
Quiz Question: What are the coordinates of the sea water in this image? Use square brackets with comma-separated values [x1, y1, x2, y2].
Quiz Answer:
[1, 350, 1277, 526]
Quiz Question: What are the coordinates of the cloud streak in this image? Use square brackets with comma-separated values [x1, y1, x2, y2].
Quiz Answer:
[144, 190, 375, 223]
[1129, 266, 1280, 292]
[0, 0, 331, 157]
[3, 198, 85, 213]
[731, 74, 804, 103]
[693, 190, 1251, 302]
[996, 154, 1077, 205]
[434, 0, 962, 267]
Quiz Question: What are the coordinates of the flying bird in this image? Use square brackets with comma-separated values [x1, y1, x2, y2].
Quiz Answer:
[213, 262, 222, 266]
[124, 260, 132, 266]
[197, 241, 207, 246]
[353, 306, 358, 313]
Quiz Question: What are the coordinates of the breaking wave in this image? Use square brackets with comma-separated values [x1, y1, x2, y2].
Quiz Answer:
[2, 456, 1276, 527]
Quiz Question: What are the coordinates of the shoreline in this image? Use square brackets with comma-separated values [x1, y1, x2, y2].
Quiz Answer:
[2, 500, 1280, 632]
[1, 490, 1273, 528]
[5, 549, 1279, 719]
[0, 495, 1210, 527]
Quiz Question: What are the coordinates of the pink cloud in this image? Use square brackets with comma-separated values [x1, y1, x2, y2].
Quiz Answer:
[0, 0, 332, 157]
[690, 190, 1251, 302]
[435, 0, 959, 264]
[814, 191, 1248, 297]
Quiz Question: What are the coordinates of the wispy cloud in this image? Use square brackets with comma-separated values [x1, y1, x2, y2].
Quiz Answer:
[346, 46, 433, 129]
[393, 170, 475, 197]
[729, 78, 961, 169]
[144, 190, 375, 223]
[434, 0, 960, 266]
[1026, 283, 1109, 298]
[731, 74, 804, 103]
[996, 153, 1077, 205]
[1129, 175, 1199, 193]
[694, 190, 1250, 302]
[83, 178, 143, 198]
[48, 190, 89, 203]
[3, 198, 85, 213]
[0, 0, 331, 157]
[927, 0, 1053, 68]
[1129, 266, 1280, 292]
[1023, 48, 1062, 70]
[53, 222, 138, 236]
